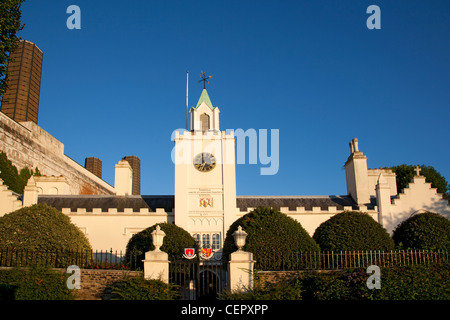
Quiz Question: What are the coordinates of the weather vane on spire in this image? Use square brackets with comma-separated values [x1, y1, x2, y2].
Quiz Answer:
[198, 70, 212, 89]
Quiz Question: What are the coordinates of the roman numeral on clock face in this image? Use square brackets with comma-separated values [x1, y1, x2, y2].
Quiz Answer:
[193, 153, 216, 172]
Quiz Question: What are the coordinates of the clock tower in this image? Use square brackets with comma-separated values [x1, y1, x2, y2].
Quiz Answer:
[173, 88, 237, 253]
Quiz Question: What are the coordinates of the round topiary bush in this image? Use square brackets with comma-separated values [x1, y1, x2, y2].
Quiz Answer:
[0, 203, 92, 266]
[125, 222, 196, 266]
[392, 211, 450, 250]
[312, 211, 395, 251]
[222, 207, 320, 269]
[0, 203, 92, 251]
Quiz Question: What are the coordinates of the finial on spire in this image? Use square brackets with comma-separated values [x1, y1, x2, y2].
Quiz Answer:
[198, 70, 212, 89]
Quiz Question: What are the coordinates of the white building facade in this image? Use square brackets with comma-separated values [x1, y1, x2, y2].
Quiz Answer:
[1, 89, 449, 252]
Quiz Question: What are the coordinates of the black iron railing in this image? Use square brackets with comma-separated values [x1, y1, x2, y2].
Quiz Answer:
[255, 249, 449, 271]
[0, 248, 144, 270]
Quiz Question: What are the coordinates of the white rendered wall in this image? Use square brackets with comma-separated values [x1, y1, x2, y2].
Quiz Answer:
[387, 176, 450, 234]
[65, 208, 173, 252]
[0, 178, 22, 216]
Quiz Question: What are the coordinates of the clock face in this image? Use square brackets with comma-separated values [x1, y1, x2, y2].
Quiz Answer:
[193, 153, 216, 172]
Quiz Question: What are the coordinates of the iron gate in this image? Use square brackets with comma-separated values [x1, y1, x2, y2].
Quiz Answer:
[169, 258, 227, 300]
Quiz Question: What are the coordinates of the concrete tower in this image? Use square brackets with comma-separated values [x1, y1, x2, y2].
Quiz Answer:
[174, 88, 237, 252]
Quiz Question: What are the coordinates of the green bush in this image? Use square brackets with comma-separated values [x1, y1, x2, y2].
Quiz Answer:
[0, 151, 41, 194]
[368, 264, 450, 300]
[313, 211, 395, 251]
[220, 264, 450, 300]
[220, 277, 303, 300]
[0, 284, 17, 300]
[301, 272, 351, 300]
[0, 264, 75, 300]
[125, 222, 196, 267]
[111, 276, 178, 300]
[222, 207, 320, 268]
[300, 265, 450, 300]
[0, 203, 92, 266]
[392, 211, 450, 250]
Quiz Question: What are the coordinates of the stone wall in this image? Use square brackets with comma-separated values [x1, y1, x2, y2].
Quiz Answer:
[74, 269, 142, 300]
[0, 111, 115, 196]
[0, 267, 142, 300]
[255, 271, 301, 287]
[255, 270, 333, 288]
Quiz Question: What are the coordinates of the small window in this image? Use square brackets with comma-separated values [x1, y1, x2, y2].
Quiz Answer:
[212, 234, 220, 250]
[202, 234, 211, 248]
[192, 232, 221, 249]
[200, 113, 210, 132]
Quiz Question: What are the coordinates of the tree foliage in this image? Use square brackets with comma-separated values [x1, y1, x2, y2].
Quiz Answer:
[125, 222, 196, 267]
[0, 0, 25, 100]
[392, 211, 450, 250]
[312, 211, 395, 251]
[390, 164, 449, 201]
[0, 151, 40, 194]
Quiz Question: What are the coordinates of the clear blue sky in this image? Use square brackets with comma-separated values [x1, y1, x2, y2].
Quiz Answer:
[16, 0, 450, 196]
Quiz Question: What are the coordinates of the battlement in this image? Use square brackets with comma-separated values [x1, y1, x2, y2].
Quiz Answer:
[61, 207, 173, 215]
[237, 205, 378, 215]
[174, 129, 234, 140]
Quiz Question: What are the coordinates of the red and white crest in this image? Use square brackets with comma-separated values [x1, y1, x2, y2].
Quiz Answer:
[201, 248, 213, 259]
[183, 248, 196, 259]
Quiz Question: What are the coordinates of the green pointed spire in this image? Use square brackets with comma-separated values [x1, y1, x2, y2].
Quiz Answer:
[195, 89, 214, 109]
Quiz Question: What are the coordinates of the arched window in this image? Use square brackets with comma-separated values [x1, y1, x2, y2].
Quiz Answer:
[200, 113, 210, 132]
[202, 234, 211, 248]
[212, 234, 220, 250]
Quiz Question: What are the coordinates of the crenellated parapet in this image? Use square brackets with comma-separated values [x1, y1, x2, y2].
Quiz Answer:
[237, 205, 378, 215]
[61, 206, 174, 216]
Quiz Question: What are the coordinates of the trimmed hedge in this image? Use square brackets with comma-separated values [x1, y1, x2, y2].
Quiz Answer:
[220, 263, 450, 300]
[220, 277, 303, 300]
[111, 276, 178, 300]
[368, 264, 450, 300]
[222, 207, 320, 266]
[392, 211, 450, 250]
[313, 211, 395, 251]
[0, 264, 75, 300]
[125, 222, 195, 267]
[0, 203, 92, 253]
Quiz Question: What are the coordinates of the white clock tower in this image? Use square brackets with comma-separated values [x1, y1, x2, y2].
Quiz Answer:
[173, 88, 237, 252]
